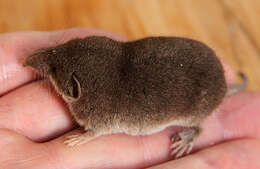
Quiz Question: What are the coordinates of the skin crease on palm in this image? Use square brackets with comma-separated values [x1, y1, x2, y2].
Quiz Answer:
[0, 28, 260, 169]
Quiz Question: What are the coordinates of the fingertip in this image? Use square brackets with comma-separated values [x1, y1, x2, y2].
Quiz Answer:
[221, 60, 237, 85]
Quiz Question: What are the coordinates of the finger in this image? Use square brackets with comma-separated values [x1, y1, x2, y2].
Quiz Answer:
[196, 91, 260, 150]
[0, 128, 172, 169]
[0, 28, 127, 96]
[220, 92, 260, 139]
[148, 139, 260, 169]
[0, 80, 74, 142]
[0, 128, 51, 169]
[44, 128, 175, 169]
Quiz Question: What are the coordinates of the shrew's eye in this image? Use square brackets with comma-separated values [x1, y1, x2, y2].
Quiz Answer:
[51, 66, 57, 74]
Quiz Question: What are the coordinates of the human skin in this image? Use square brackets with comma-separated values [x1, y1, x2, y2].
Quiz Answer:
[0, 28, 260, 169]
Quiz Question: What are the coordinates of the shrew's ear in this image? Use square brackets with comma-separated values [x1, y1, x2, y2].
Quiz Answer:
[23, 50, 52, 75]
[62, 74, 82, 103]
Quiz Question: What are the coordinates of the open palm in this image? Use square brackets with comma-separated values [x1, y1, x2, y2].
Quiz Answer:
[0, 28, 259, 169]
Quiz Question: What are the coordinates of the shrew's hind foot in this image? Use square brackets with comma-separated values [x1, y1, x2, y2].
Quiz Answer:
[170, 127, 201, 158]
[64, 130, 95, 146]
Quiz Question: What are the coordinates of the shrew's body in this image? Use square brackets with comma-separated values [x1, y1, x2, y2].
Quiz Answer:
[24, 36, 229, 158]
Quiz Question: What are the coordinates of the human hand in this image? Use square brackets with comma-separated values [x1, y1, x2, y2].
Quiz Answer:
[0, 28, 259, 169]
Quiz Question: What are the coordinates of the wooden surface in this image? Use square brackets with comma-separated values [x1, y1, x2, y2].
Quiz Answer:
[0, 0, 259, 90]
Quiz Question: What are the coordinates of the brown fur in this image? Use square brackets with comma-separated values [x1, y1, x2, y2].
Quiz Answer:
[24, 36, 228, 156]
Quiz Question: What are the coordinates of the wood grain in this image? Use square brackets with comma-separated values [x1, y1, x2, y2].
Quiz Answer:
[0, 0, 259, 90]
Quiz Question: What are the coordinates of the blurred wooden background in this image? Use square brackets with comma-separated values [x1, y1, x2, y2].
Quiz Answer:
[0, 0, 259, 90]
